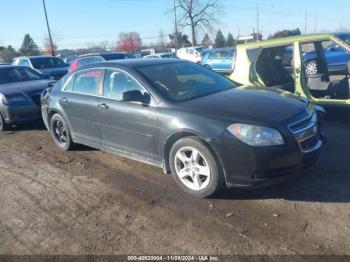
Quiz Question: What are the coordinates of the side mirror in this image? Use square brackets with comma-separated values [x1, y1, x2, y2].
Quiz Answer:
[122, 90, 151, 105]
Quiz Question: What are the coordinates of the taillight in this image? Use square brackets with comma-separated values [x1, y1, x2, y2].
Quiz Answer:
[68, 59, 79, 72]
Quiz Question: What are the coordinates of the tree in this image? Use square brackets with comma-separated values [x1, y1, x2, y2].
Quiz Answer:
[19, 34, 40, 56]
[157, 29, 167, 49]
[214, 29, 225, 48]
[116, 32, 142, 53]
[176, 0, 221, 46]
[226, 33, 235, 47]
[268, 28, 301, 39]
[0, 45, 17, 63]
[201, 33, 211, 47]
[43, 37, 57, 56]
[168, 32, 192, 48]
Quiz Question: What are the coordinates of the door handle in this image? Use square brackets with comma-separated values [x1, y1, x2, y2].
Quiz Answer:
[97, 103, 109, 110]
[60, 97, 68, 103]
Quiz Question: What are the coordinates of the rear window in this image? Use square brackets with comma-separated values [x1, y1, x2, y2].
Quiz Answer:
[30, 57, 67, 69]
[102, 53, 136, 60]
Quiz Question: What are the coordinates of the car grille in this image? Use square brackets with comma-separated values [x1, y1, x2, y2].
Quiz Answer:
[289, 112, 322, 153]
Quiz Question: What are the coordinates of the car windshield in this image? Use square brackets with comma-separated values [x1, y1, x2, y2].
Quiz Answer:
[138, 62, 235, 102]
[0, 67, 43, 84]
[195, 47, 204, 54]
[30, 57, 67, 69]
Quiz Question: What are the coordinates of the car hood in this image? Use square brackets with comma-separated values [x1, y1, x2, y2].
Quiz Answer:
[180, 87, 309, 124]
[0, 80, 53, 95]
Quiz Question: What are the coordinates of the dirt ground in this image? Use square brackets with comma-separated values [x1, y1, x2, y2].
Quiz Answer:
[0, 111, 349, 256]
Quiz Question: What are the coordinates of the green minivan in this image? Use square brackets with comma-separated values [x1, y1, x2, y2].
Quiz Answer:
[230, 33, 350, 108]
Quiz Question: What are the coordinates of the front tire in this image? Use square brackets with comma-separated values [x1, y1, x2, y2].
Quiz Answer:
[50, 114, 75, 151]
[169, 137, 224, 197]
[0, 113, 10, 131]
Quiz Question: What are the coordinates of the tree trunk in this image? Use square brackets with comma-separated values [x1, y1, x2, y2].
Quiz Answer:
[190, 19, 196, 46]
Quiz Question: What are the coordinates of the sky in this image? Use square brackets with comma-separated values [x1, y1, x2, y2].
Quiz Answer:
[0, 0, 349, 50]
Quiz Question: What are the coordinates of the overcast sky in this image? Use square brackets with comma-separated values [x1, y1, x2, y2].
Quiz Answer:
[0, 0, 349, 49]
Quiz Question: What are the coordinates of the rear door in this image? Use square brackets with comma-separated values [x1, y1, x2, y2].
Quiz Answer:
[96, 69, 158, 162]
[60, 69, 104, 147]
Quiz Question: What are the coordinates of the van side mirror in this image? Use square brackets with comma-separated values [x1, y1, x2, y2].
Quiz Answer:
[122, 90, 151, 105]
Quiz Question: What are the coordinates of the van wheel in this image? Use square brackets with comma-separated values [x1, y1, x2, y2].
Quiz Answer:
[305, 60, 318, 75]
[169, 137, 224, 198]
[50, 114, 75, 151]
[0, 113, 10, 131]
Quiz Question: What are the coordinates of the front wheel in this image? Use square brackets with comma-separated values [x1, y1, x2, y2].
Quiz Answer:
[169, 137, 224, 197]
[305, 60, 318, 75]
[50, 114, 75, 151]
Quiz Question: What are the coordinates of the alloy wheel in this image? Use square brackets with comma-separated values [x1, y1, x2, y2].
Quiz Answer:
[53, 119, 68, 145]
[306, 62, 318, 75]
[174, 146, 211, 191]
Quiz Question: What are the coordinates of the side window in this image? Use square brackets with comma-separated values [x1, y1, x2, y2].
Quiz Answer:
[78, 57, 94, 67]
[93, 56, 104, 63]
[246, 48, 259, 62]
[62, 74, 75, 92]
[103, 70, 144, 100]
[209, 52, 221, 59]
[187, 49, 194, 55]
[72, 70, 103, 95]
[18, 59, 30, 67]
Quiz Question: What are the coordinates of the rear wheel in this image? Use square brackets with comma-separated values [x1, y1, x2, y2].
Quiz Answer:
[169, 137, 224, 197]
[50, 114, 75, 151]
[305, 60, 318, 75]
[0, 113, 10, 131]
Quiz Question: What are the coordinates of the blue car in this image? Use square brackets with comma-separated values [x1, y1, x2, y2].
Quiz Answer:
[303, 33, 350, 75]
[201, 48, 234, 75]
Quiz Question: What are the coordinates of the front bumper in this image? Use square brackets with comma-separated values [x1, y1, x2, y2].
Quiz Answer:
[212, 129, 324, 189]
[1, 104, 41, 125]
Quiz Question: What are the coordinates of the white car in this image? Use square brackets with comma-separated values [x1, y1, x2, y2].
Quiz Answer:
[176, 46, 205, 63]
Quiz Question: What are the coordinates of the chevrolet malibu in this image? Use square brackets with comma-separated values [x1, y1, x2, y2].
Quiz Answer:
[41, 59, 324, 197]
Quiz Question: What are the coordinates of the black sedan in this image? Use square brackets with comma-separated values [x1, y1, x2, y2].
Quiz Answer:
[0, 65, 55, 131]
[41, 59, 324, 197]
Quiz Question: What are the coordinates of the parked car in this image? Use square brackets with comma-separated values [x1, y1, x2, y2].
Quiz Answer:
[41, 59, 324, 197]
[303, 33, 350, 75]
[230, 33, 350, 108]
[0, 65, 55, 131]
[68, 52, 137, 72]
[201, 48, 235, 75]
[12, 56, 69, 80]
[143, 53, 178, 59]
[176, 46, 205, 63]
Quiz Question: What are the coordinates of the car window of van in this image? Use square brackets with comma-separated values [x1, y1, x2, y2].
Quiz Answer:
[103, 70, 144, 100]
[246, 48, 259, 62]
[72, 70, 103, 96]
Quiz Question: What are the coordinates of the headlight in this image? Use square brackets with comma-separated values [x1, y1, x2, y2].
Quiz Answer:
[2, 94, 28, 105]
[227, 124, 284, 146]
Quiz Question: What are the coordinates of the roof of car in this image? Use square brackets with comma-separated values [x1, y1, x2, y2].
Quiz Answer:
[86, 58, 183, 69]
[78, 52, 129, 58]
[0, 65, 21, 69]
[237, 33, 349, 49]
[15, 55, 57, 59]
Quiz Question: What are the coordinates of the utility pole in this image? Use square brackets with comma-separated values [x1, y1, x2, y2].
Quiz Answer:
[304, 11, 308, 35]
[314, 14, 317, 33]
[173, 0, 178, 52]
[256, 0, 260, 41]
[42, 0, 55, 56]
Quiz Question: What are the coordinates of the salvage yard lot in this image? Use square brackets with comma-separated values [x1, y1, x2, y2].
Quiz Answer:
[0, 112, 349, 255]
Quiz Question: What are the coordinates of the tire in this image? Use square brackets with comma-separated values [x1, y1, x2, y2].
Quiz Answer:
[169, 137, 224, 198]
[0, 112, 10, 131]
[50, 113, 75, 151]
[305, 60, 318, 75]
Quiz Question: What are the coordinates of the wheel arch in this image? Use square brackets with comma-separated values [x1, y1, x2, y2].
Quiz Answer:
[162, 131, 226, 182]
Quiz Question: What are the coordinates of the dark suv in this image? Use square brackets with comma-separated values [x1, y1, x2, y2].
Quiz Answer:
[68, 52, 136, 72]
